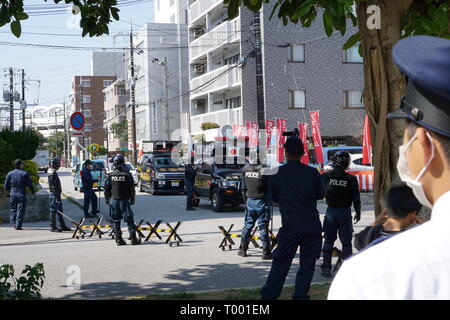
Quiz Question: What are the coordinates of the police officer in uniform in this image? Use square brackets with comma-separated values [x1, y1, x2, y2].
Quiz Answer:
[329, 36, 450, 299]
[104, 154, 139, 246]
[261, 136, 324, 300]
[48, 158, 71, 232]
[184, 161, 197, 211]
[82, 159, 99, 218]
[321, 151, 361, 278]
[238, 149, 272, 260]
[4, 159, 35, 230]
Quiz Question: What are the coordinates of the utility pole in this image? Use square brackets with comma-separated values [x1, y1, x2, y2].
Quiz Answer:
[21, 69, 26, 131]
[130, 27, 138, 167]
[253, 11, 265, 130]
[63, 99, 67, 167]
[163, 56, 170, 141]
[55, 107, 58, 158]
[9, 67, 14, 131]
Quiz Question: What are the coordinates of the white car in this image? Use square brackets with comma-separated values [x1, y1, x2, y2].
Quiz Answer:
[124, 162, 138, 185]
[323, 154, 373, 172]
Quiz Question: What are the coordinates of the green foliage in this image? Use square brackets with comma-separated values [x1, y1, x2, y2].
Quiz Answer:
[0, 0, 120, 38]
[23, 160, 39, 192]
[110, 120, 129, 142]
[46, 131, 66, 158]
[0, 263, 45, 300]
[0, 129, 41, 183]
[201, 122, 221, 131]
[224, 0, 450, 50]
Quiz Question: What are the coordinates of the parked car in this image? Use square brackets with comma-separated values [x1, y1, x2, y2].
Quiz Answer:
[72, 160, 107, 192]
[194, 157, 245, 212]
[124, 162, 138, 186]
[32, 150, 50, 172]
[323, 154, 373, 172]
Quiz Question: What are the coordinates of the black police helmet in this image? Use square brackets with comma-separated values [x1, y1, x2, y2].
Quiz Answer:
[14, 159, 23, 168]
[84, 159, 93, 167]
[112, 154, 125, 169]
[49, 158, 61, 170]
[332, 151, 351, 170]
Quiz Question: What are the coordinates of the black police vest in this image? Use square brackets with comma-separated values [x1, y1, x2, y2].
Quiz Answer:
[324, 169, 357, 208]
[108, 170, 132, 200]
[243, 164, 267, 199]
[48, 171, 62, 194]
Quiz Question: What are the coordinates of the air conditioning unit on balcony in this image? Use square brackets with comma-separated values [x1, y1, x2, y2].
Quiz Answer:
[194, 100, 205, 109]
[193, 27, 205, 37]
[194, 64, 205, 74]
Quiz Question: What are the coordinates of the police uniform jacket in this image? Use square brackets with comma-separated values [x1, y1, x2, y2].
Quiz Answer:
[48, 170, 62, 199]
[82, 167, 95, 190]
[4, 169, 34, 196]
[322, 168, 361, 214]
[184, 164, 197, 192]
[104, 168, 135, 202]
[269, 161, 324, 229]
[242, 164, 268, 199]
[328, 191, 450, 299]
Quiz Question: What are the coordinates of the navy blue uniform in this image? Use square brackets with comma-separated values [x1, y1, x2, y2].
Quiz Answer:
[4, 168, 34, 228]
[321, 168, 361, 262]
[104, 167, 136, 238]
[240, 164, 271, 249]
[82, 166, 98, 217]
[48, 169, 70, 230]
[261, 161, 324, 300]
[184, 164, 197, 209]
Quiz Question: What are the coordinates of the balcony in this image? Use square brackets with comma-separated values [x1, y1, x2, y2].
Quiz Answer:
[191, 107, 243, 135]
[189, 0, 223, 25]
[190, 18, 240, 62]
[190, 65, 241, 99]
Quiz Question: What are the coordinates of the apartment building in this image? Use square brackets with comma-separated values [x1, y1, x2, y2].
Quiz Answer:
[103, 80, 129, 154]
[69, 75, 116, 160]
[187, 1, 365, 145]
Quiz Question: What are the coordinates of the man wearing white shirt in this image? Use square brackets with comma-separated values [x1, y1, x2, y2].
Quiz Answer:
[328, 35, 450, 300]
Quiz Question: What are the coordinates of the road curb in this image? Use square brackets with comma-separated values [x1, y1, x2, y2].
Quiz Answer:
[62, 193, 83, 209]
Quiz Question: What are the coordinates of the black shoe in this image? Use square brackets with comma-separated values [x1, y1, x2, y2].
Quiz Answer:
[261, 252, 273, 260]
[51, 228, 62, 233]
[15, 227, 23, 231]
[238, 249, 247, 257]
[186, 207, 195, 211]
[60, 226, 72, 232]
[130, 233, 140, 245]
[321, 265, 332, 278]
[115, 234, 127, 246]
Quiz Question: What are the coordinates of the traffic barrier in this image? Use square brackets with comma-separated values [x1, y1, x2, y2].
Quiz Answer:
[70, 216, 113, 240]
[218, 224, 277, 251]
[348, 170, 374, 192]
[136, 219, 183, 247]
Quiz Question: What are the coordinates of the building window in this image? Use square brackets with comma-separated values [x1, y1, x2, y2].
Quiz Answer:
[103, 80, 113, 88]
[289, 90, 306, 109]
[225, 96, 241, 109]
[225, 54, 240, 65]
[81, 79, 91, 87]
[288, 44, 305, 62]
[345, 90, 364, 108]
[118, 87, 126, 95]
[82, 95, 91, 104]
[343, 45, 363, 63]
[170, 14, 176, 23]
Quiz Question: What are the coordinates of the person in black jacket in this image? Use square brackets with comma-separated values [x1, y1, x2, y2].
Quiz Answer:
[48, 158, 71, 232]
[82, 159, 99, 218]
[321, 151, 361, 278]
[238, 149, 272, 260]
[104, 154, 138, 246]
[184, 161, 197, 211]
[261, 136, 324, 300]
[354, 184, 423, 251]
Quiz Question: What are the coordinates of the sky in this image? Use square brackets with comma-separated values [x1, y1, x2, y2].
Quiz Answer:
[0, 0, 155, 108]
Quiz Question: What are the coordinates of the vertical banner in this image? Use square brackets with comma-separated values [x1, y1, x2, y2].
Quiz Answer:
[265, 120, 275, 149]
[250, 122, 259, 148]
[232, 124, 243, 137]
[362, 115, 373, 165]
[276, 118, 287, 163]
[310, 111, 324, 164]
[298, 122, 310, 165]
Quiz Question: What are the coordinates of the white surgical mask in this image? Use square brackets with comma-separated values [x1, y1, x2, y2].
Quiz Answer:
[396, 132, 435, 208]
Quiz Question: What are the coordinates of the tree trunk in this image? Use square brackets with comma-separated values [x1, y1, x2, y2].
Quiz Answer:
[356, 0, 413, 216]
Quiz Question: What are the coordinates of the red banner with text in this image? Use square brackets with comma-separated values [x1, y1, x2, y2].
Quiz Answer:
[310, 111, 324, 164]
[298, 122, 310, 165]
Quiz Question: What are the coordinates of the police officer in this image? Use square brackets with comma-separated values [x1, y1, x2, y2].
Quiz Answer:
[261, 136, 324, 300]
[238, 149, 272, 260]
[48, 158, 71, 232]
[82, 159, 99, 218]
[320, 151, 361, 278]
[104, 154, 139, 246]
[4, 159, 35, 230]
[328, 36, 450, 299]
[184, 160, 197, 211]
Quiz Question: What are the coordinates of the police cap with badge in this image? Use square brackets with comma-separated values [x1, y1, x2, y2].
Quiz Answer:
[387, 35, 450, 137]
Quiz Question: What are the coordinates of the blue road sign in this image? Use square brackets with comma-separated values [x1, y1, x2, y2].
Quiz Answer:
[70, 112, 85, 131]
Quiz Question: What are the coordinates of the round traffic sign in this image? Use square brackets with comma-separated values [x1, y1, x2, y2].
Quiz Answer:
[70, 112, 85, 131]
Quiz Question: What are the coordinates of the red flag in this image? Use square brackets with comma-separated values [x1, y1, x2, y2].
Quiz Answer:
[245, 122, 259, 148]
[298, 123, 309, 165]
[232, 124, 243, 137]
[310, 111, 324, 164]
[276, 118, 287, 163]
[266, 120, 275, 148]
[362, 115, 372, 165]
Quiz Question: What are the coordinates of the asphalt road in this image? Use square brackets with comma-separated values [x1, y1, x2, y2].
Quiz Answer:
[0, 168, 376, 299]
